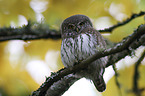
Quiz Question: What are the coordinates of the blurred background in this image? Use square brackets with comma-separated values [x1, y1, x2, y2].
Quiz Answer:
[0, 0, 145, 96]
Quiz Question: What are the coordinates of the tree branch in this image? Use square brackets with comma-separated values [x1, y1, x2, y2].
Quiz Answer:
[31, 24, 145, 96]
[0, 11, 144, 95]
[98, 11, 145, 32]
[132, 50, 145, 96]
[0, 12, 145, 42]
[32, 74, 80, 96]
[0, 21, 61, 41]
[112, 64, 122, 95]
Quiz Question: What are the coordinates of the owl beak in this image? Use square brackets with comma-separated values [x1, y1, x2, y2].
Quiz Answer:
[76, 27, 80, 32]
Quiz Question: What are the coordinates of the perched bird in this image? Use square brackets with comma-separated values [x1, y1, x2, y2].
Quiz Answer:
[61, 15, 108, 92]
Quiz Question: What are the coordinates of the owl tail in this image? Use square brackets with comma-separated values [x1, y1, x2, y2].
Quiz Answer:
[92, 75, 106, 92]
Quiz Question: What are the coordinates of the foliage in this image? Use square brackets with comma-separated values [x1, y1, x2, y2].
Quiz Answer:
[0, 0, 145, 96]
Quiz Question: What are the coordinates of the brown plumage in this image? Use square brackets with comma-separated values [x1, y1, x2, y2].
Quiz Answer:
[61, 15, 108, 92]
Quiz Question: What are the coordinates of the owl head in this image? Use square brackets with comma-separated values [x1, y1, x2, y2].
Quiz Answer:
[61, 15, 93, 39]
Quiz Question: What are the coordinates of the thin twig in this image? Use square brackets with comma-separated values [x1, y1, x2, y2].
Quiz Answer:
[133, 50, 145, 96]
[98, 11, 145, 32]
[112, 64, 122, 96]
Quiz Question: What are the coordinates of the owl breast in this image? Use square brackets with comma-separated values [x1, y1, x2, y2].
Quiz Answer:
[61, 34, 98, 67]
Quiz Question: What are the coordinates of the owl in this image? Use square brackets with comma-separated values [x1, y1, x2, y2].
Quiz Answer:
[61, 15, 108, 92]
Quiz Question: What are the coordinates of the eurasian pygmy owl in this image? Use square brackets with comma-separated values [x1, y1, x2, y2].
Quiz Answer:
[61, 15, 108, 92]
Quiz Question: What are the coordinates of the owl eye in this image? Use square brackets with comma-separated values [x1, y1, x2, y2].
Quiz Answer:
[68, 24, 75, 30]
[79, 22, 84, 26]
